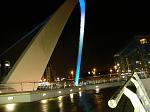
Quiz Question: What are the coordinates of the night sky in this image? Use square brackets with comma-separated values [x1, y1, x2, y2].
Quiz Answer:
[0, 0, 150, 76]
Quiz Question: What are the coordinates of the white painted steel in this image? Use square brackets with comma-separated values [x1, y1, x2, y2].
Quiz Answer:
[2, 0, 77, 92]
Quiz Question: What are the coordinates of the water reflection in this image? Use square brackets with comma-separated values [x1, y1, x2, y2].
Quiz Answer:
[95, 88, 99, 93]
[0, 87, 133, 112]
[58, 96, 64, 112]
[95, 86, 100, 93]
[79, 91, 82, 97]
[40, 100, 48, 112]
[70, 93, 74, 103]
[78, 92, 93, 112]
[58, 96, 63, 101]
[58, 100, 63, 112]
[41, 99, 48, 104]
[5, 104, 16, 112]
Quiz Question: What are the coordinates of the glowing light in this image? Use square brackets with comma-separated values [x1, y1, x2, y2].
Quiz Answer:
[70, 89, 73, 92]
[42, 93, 46, 96]
[58, 96, 63, 101]
[8, 96, 14, 101]
[117, 63, 120, 66]
[110, 69, 113, 73]
[96, 86, 99, 88]
[79, 91, 82, 97]
[70, 93, 74, 103]
[70, 70, 74, 75]
[5, 104, 16, 112]
[96, 88, 99, 93]
[58, 102, 63, 112]
[95, 86, 99, 93]
[79, 88, 81, 91]
[41, 100, 48, 112]
[70, 93, 74, 99]
[140, 38, 147, 44]
[5, 63, 10, 67]
[58, 91, 62, 94]
[41, 99, 48, 104]
[75, 0, 85, 86]
[114, 65, 117, 70]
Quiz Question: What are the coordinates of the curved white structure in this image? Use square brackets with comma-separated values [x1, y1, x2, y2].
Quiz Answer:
[108, 73, 150, 112]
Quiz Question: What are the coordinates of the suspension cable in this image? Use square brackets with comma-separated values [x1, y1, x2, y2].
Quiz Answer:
[0, 16, 50, 58]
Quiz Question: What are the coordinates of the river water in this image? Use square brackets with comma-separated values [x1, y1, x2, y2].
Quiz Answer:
[0, 87, 134, 112]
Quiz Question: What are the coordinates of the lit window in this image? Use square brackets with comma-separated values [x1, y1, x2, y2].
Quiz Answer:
[140, 38, 147, 44]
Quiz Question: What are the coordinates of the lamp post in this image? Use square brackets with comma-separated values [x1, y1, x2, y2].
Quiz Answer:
[70, 70, 74, 79]
[114, 65, 117, 71]
[92, 68, 96, 76]
[110, 69, 112, 77]
[4, 61, 10, 75]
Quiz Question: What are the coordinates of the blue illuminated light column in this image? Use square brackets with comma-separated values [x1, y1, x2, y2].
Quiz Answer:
[75, 0, 85, 86]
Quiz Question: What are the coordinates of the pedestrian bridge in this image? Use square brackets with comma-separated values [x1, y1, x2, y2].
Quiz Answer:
[0, 77, 124, 104]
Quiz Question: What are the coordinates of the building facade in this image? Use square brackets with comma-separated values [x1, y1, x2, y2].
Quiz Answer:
[114, 35, 150, 78]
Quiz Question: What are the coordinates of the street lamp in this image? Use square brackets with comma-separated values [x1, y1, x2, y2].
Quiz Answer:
[70, 70, 74, 79]
[92, 68, 96, 75]
[4, 61, 10, 75]
[110, 69, 112, 73]
[5, 63, 10, 67]
[117, 63, 120, 66]
[114, 65, 117, 71]
[110, 69, 112, 77]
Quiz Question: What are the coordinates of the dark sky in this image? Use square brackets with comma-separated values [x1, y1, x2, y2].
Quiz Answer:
[0, 0, 150, 75]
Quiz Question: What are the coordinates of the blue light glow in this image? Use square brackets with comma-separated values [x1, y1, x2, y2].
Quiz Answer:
[75, 0, 85, 86]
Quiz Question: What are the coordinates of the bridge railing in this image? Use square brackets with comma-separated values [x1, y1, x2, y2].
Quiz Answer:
[0, 76, 125, 94]
[108, 72, 150, 112]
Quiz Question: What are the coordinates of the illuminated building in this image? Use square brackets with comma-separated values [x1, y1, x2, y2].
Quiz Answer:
[114, 35, 150, 78]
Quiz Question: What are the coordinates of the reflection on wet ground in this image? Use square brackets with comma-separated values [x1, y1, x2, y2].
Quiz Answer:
[0, 86, 134, 112]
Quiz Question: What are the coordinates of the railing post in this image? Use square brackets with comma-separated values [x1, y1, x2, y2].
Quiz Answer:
[33, 82, 35, 91]
[21, 82, 23, 92]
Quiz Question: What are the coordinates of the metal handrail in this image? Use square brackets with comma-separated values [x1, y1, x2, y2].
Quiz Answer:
[0, 77, 124, 94]
[108, 73, 133, 108]
[108, 72, 150, 112]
